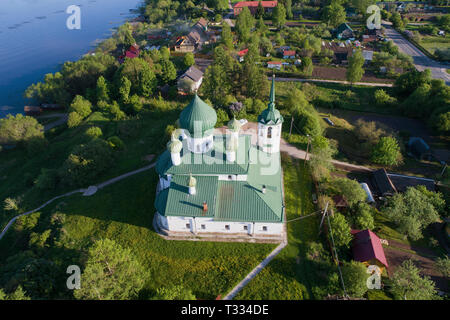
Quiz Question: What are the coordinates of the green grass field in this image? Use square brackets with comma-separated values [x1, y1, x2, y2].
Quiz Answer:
[235, 155, 333, 300]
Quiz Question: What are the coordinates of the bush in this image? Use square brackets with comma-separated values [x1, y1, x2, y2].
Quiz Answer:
[0, 114, 44, 146]
[59, 139, 114, 187]
[374, 89, 397, 107]
[106, 136, 125, 150]
[85, 126, 103, 139]
[216, 108, 229, 127]
[67, 112, 83, 128]
[69, 95, 92, 118]
[371, 136, 403, 166]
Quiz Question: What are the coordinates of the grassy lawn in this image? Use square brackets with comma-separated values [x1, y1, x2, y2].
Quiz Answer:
[0, 161, 276, 299]
[235, 154, 333, 300]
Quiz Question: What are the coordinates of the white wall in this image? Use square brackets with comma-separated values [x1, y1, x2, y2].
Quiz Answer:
[257, 123, 282, 153]
[157, 213, 283, 235]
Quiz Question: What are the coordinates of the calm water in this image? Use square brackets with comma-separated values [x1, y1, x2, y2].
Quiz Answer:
[0, 0, 142, 118]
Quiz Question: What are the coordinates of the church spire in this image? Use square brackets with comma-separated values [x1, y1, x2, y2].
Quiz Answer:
[268, 75, 275, 110]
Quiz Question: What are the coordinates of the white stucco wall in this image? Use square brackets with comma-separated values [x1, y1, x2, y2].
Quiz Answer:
[257, 123, 282, 153]
[157, 213, 283, 235]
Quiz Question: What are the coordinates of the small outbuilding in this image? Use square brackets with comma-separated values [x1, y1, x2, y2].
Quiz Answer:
[335, 23, 354, 40]
[408, 137, 432, 160]
[371, 168, 397, 197]
[351, 229, 389, 274]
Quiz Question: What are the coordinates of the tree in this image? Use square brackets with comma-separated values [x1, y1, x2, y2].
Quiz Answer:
[371, 136, 402, 166]
[118, 76, 132, 103]
[0, 286, 30, 300]
[395, 69, 432, 97]
[390, 260, 440, 300]
[301, 56, 314, 76]
[117, 22, 136, 47]
[256, 1, 265, 19]
[115, 58, 157, 97]
[435, 257, 450, 279]
[183, 52, 195, 68]
[96, 76, 109, 103]
[272, 3, 287, 29]
[0, 114, 44, 146]
[256, 16, 269, 35]
[201, 65, 231, 106]
[334, 177, 367, 207]
[383, 186, 443, 241]
[341, 261, 369, 298]
[221, 23, 233, 48]
[69, 95, 92, 118]
[330, 212, 352, 248]
[235, 7, 255, 43]
[391, 12, 404, 30]
[346, 49, 365, 84]
[152, 285, 196, 300]
[309, 136, 335, 182]
[159, 58, 177, 84]
[67, 112, 83, 128]
[322, 1, 346, 28]
[354, 203, 375, 230]
[74, 239, 145, 300]
[60, 139, 114, 187]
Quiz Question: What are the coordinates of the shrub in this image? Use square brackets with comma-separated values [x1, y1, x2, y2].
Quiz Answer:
[85, 126, 103, 139]
[69, 95, 92, 118]
[374, 89, 397, 107]
[59, 139, 114, 187]
[67, 112, 83, 128]
[216, 108, 229, 127]
[107, 136, 125, 150]
[0, 114, 44, 146]
[371, 136, 403, 166]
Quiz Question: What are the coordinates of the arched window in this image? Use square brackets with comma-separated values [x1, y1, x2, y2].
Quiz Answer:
[267, 127, 272, 139]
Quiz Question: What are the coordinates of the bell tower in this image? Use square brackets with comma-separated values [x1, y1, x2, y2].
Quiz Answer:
[257, 76, 284, 153]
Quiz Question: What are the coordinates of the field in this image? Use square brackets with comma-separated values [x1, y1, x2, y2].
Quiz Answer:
[235, 155, 334, 300]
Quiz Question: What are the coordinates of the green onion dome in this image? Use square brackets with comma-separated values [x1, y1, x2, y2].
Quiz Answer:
[179, 94, 217, 136]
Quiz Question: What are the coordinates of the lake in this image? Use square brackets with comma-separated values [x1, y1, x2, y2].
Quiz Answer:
[0, 0, 142, 118]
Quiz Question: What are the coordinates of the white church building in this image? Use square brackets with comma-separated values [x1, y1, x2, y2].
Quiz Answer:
[154, 78, 286, 242]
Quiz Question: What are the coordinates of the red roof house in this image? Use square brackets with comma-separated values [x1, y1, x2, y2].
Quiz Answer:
[234, 1, 278, 16]
[283, 50, 296, 58]
[352, 229, 389, 272]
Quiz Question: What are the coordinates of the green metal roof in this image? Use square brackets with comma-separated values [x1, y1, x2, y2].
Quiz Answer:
[156, 175, 217, 218]
[179, 94, 217, 136]
[156, 134, 252, 176]
[258, 76, 284, 125]
[155, 143, 284, 223]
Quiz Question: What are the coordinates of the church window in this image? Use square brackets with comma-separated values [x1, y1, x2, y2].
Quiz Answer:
[243, 225, 248, 231]
[267, 127, 272, 139]
[262, 226, 268, 232]
[228, 175, 232, 180]
[225, 225, 230, 231]
[186, 223, 191, 229]
[201, 224, 206, 230]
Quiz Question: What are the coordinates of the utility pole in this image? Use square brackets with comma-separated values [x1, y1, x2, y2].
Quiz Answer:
[326, 212, 348, 298]
[289, 116, 294, 139]
[304, 134, 311, 168]
[318, 201, 329, 235]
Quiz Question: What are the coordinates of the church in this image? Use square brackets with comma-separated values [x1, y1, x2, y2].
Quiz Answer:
[154, 78, 286, 242]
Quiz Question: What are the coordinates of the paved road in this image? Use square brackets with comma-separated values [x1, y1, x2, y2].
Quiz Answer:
[382, 22, 450, 85]
[272, 76, 394, 87]
[38, 113, 68, 131]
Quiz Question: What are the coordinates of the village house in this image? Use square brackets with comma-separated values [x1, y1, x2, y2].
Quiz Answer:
[173, 18, 209, 53]
[233, 1, 278, 16]
[335, 23, 354, 40]
[177, 65, 204, 95]
[283, 50, 296, 59]
[154, 78, 285, 241]
[322, 41, 353, 65]
[351, 229, 389, 274]
[238, 48, 249, 62]
[267, 61, 282, 70]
